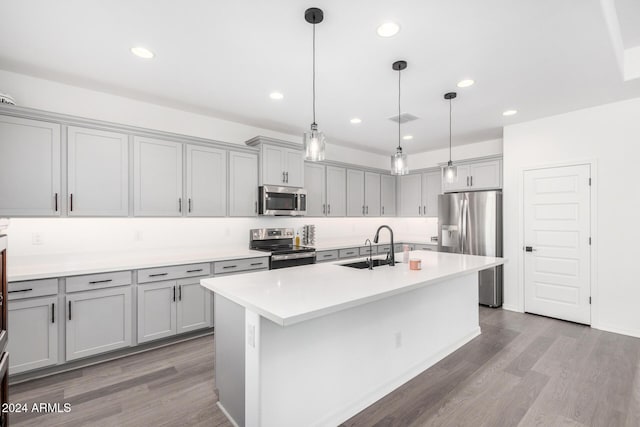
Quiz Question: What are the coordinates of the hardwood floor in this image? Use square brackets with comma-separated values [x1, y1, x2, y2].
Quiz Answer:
[9, 307, 640, 427]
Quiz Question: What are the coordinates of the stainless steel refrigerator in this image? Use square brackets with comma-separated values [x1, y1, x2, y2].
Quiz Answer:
[437, 191, 503, 307]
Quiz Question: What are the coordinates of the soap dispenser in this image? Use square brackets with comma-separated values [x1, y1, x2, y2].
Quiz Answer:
[295, 231, 301, 247]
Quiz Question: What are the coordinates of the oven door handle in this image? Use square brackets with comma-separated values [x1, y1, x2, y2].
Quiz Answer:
[271, 252, 316, 261]
[0, 349, 8, 379]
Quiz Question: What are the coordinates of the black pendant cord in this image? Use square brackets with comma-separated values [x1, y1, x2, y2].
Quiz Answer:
[449, 97, 452, 162]
[397, 67, 401, 150]
[312, 22, 316, 127]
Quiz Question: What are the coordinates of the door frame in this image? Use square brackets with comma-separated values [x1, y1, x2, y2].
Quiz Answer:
[516, 159, 598, 327]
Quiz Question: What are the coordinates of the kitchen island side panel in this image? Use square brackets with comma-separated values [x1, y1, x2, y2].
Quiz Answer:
[257, 273, 479, 427]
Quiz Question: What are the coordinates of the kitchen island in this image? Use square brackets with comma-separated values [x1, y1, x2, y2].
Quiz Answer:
[200, 250, 505, 427]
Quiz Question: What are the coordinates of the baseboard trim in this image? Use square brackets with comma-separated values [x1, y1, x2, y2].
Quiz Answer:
[217, 401, 240, 427]
[501, 304, 523, 313]
[315, 326, 482, 427]
[593, 323, 640, 339]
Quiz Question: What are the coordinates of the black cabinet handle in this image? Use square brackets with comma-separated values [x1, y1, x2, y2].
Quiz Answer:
[250, 262, 263, 266]
[188, 198, 192, 213]
[52, 303, 55, 323]
[173, 286, 176, 302]
[70, 193, 74, 212]
[178, 198, 182, 213]
[54, 193, 58, 212]
[89, 279, 113, 284]
[179, 285, 182, 301]
[186, 269, 203, 273]
[223, 265, 237, 269]
[149, 273, 168, 277]
[323, 254, 333, 258]
[68, 301, 72, 320]
[8, 288, 33, 293]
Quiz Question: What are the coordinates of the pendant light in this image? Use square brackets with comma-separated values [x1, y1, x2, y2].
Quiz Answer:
[303, 7, 326, 161]
[443, 92, 458, 183]
[390, 60, 408, 175]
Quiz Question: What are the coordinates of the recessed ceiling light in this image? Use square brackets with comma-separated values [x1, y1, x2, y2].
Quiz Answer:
[350, 118, 362, 124]
[130, 46, 154, 59]
[377, 22, 400, 38]
[502, 109, 518, 116]
[457, 79, 474, 88]
[269, 92, 284, 100]
[402, 135, 413, 140]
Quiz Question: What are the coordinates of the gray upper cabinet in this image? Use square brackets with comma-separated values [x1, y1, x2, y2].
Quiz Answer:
[186, 144, 226, 217]
[229, 151, 258, 217]
[364, 172, 381, 216]
[422, 171, 441, 217]
[67, 126, 128, 216]
[442, 159, 502, 192]
[0, 115, 61, 216]
[347, 169, 365, 217]
[304, 162, 326, 216]
[398, 174, 422, 217]
[325, 166, 346, 217]
[259, 143, 304, 188]
[381, 174, 396, 216]
[133, 136, 183, 216]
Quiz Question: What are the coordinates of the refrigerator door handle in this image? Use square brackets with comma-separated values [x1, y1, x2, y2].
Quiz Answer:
[461, 199, 469, 254]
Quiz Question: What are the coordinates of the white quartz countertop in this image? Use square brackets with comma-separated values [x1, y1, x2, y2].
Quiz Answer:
[201, 250, 505, 327]
[312, 237, 437, 251]
[8, 247, 268, 282]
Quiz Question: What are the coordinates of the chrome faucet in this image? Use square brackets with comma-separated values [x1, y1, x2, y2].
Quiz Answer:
[364, 239, 373, 270]
[373, 225, 395, 266]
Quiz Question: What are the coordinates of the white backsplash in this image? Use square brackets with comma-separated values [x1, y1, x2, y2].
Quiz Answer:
[5, 217, 438, 256]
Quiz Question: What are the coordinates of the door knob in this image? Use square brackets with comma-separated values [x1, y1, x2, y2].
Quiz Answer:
[524, 246, 537, 252]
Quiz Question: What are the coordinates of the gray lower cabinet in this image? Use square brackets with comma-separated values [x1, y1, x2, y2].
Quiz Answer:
[67, 126, 129, 216]
[186, 144, 227, 217]
[229, 151, 258, 217]
[316, 250, 338, 262]
[133, 136, 183, 216]
[8, 295, 58, 374]
[0, 115, 61, 216]
[176, 278, 213, 333]
[66, 286, 132, 361]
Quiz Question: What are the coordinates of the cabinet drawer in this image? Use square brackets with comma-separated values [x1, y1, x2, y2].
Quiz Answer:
[214, 258, 269, 275]
[138, 263, 211, 283]
[8, 279, 58, 300]
[339, 248, 359, 258]
[316, 250, 338, 262]
[360, 246, 378, 256]
[415, 244, 437, 251]
[66, 271, 132, 293]
[377, 244, 391, 254]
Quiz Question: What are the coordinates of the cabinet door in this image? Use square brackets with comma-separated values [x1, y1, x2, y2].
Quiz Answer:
[397, 174, 422, 217]
[346, 169, 365, 217]
[262, 145, 285, 186]
[229, 151, 258, 217]
[133, 137, 182, 216]
[422, 171, 441, 217]
[177, 278, 213, 334]
[137, 282, 177, 343]
[326, 166, 346, 217]
[469, 159, 502, 190]
[364, 172, 381, 216]
[304, 162, 326, 216]
[186, 144, 226, 216]
[380, 175, 396, 217]
[442, 164, 471, 193]
[0, 115, 61, 216]
[66, 287, 132, 361]
[67, 126, 128, 216]
[8, 296, 58, 374]
[284, 149, 304, 187]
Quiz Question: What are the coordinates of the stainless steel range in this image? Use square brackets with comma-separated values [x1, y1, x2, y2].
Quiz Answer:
[249, 228, 316, 269]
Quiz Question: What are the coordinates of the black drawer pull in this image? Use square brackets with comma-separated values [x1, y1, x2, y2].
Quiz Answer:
[186, 269, 203, 273]
[323, 254, 333, 258]
[250, 262, 264, 266]
[68, 300, 72, 320]
[89, 279, 113, 284]
[223, 265, 237, 269]
[9, 288, 33, 293]
[52, 303, 55, 323]
[149, 273, 168, 277]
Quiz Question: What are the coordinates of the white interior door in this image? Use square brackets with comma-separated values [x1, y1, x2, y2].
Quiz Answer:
[524, 164, 591, 324]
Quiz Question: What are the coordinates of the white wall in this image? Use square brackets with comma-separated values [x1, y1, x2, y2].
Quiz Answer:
[0, 69, 389, 169]
[5, 217, 438, 257]
[503, 97, 640, 338]
[409, 139, 503, 170]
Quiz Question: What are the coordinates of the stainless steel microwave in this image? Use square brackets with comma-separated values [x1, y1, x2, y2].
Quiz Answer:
[259, 186, 307, 216]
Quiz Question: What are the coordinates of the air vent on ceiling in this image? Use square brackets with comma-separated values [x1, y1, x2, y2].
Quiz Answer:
[388, 113, 419, 124]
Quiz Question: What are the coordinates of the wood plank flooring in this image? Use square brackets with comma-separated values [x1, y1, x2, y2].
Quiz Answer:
[9, 307, 640, 427]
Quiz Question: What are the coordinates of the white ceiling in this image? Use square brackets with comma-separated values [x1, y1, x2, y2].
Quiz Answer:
[616, 0, 640, 48]
[1, 0, 640, 154]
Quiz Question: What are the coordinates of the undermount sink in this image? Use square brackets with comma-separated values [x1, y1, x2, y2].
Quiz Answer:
[340, 258, 400, 269]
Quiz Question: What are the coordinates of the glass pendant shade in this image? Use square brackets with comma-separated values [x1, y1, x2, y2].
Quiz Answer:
[391, 147, 408, 175]
[444, 160, 458, 183]
[303, 124, 326, 162]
